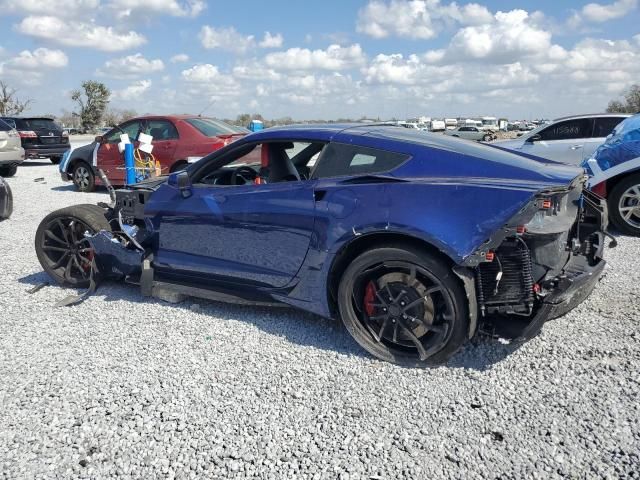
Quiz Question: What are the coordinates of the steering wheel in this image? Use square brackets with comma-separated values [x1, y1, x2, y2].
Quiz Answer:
[231, 166, 258, 185]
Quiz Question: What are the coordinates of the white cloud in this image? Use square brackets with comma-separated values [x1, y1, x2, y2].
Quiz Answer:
[17, 16, 146, 51]
[98, 53, 164, 78]
[107, 0, 205, 18]
[444, 10, 552, 63]
[170, 53, 189, 63]
[181, 64, 231, 83]
[199, 26, 255, 53]
[356, 0, 493, 39]
[581, 0, 638, 22]
[199, 26, 283, 53]
[264, 44, 366, 71]
[0, 0, 99, 16]
[0, 48, 69, 85]
[5, 48, 68, 69]
[113, 79, 152, 100]
[259, 32, 284, 48]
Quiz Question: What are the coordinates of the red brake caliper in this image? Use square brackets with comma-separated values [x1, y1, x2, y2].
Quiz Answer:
[364, 281, 376, 316]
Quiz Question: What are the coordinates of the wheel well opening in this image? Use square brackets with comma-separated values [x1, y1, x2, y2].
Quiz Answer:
[327, 233, 455, 317]
[605, 169, 640, 194]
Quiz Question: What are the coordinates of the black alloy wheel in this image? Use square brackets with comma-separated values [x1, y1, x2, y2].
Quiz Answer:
[338, 246, 468, 367]
[35, 205, 112, 287]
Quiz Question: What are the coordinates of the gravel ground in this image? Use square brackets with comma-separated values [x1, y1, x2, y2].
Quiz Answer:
[1, 161, 639, 479]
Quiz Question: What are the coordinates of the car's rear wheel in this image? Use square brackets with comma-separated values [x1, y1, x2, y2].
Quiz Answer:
[0, 165, 17, 177]
[72, 162, 95, 192]
[482, 134, 492, 142]
[337, 245, 468, 367]
[609, 173, 640, 236]
[50, 156, 62, 165]
[35, 205, 112, 288]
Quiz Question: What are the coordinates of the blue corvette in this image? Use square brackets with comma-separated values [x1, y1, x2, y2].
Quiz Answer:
[35, 125, 611, 366]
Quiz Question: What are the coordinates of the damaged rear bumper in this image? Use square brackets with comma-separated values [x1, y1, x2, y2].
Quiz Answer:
[516, 254, 606, 340]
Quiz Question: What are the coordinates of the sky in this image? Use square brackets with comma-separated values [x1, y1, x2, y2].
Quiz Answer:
[0, 0, 638, 121]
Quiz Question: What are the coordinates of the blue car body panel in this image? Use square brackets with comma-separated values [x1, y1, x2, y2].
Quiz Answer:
[143, 125, 582, 318]
[582, 113, 640, 186]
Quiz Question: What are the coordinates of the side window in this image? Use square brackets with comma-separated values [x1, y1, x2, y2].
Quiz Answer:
[312, 143, 410, 179]
[105, 121, 142, 143]
[538, 118, 593, 141]
[145, 120, 179, 141]
[0, 120, 10, 131]
[593, 117, 624, 138]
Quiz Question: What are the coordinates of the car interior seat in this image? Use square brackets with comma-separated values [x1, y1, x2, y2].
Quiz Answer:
[267, 143, 300, 183]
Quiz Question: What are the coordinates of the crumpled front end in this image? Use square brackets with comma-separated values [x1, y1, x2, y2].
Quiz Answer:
[462, 174, 611, 340]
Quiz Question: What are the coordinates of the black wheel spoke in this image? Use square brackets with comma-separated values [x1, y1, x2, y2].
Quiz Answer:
[42, 245, 68, 253]
[56, 220, 70, 244]
[402, 286, 441, 312]
[63, 256, 74, 281]
[51, 251, 71, 269]
[406, 314, 445, 334]
[398, 321, 429, 361]
[375, 317, 390, 342]
[44, 229, 67, 246]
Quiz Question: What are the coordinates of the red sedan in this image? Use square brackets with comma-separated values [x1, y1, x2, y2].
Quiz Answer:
[60, 115, 249, 192]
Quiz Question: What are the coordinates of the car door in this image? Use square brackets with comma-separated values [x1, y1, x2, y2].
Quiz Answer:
[96, 120, 144, 184]
[584, 116, 626, 160]
[520, 118, 594, 164]
[147, 141, 318, 288]
[142, 119, 179, 175]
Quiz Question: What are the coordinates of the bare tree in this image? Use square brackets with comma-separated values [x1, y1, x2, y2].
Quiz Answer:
[0, 81, 33, 116]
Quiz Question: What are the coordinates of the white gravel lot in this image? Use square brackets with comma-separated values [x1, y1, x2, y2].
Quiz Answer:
[1, 161, 639, 479]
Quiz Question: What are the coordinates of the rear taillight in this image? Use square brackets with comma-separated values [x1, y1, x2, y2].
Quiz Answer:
[591, 181, 607, 198]
[19, 130, 37, 138]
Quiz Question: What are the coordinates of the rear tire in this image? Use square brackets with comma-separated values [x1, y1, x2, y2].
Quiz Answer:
[0, 165, 17, 177]
[35, 204, 112, 288]
[72, 162, 95, 192]
[337, 245, 469, 367]
[608, 173, 640, 236]
[50, 156, 62, 165]
[482, 134, 492, 142]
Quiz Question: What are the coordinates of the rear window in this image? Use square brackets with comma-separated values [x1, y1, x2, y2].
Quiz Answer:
[23, 118, 62, 131]
[593, 117, 625, 138]
[185, 118, 247, 137]
[0, 119, 11, 131]
[312, 143, 409, 179]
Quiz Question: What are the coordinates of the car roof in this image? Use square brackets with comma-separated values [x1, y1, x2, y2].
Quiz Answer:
[128, 114, 228, 122]
[553, 113, 632, 121]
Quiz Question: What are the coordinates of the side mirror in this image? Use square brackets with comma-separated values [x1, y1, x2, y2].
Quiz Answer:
[526, 134, 541, 143]
[168, 170, 192, 198]
[95, 135, 104, 143]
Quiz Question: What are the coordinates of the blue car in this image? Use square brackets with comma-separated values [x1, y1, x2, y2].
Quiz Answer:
[35, 124, 610, 366]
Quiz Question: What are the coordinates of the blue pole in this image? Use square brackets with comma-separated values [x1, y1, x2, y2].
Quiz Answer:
[124, 143, 135, 185]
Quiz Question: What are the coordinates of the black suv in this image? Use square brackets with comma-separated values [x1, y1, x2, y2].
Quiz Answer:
[0, 117, 70, 164]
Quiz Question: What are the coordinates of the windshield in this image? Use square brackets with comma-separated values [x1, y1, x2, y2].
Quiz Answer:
[185, 118, 249, 137]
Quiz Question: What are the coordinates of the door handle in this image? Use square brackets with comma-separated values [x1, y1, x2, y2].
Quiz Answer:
[570, 145, 583, 150]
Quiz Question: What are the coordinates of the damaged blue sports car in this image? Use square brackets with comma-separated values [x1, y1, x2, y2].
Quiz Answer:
[35, 125, 612, 366]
